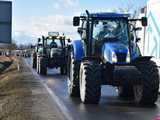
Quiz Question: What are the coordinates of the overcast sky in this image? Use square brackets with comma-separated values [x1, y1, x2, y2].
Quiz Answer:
[11, 0, 147, 45]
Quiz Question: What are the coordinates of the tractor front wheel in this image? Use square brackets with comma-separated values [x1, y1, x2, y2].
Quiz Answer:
[79, 61, 101, 104]
[39, 57, 47, 75]
[32, 53, 37, 69]
[134, 60, 159, 105]
[68, 54, 80, 97]
[36, 56, 40, 74]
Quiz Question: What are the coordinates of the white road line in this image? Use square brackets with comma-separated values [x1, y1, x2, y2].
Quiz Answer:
[25, 59, 74, 120]
[43, 84, 74, 120]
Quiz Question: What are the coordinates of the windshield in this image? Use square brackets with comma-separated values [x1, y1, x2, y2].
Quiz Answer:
[47, 39, 62, 48]
[93, 19, 129, 45]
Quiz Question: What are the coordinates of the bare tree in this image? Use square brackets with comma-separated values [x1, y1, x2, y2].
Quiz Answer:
[120, 0, 147, 18]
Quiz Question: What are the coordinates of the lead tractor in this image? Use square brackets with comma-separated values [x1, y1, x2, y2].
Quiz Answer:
[67, 10, 159, 105]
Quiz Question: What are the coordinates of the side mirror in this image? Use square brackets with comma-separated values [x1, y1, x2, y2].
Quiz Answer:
[73, 17, 80, 26]
[141, 17, 147, 27]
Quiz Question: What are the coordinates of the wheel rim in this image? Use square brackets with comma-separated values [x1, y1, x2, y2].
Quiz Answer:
[134, 85, 143, 102]
[80, 64, 86, 101]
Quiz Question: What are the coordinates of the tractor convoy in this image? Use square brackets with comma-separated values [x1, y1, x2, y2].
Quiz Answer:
[32, 10, 159, 106]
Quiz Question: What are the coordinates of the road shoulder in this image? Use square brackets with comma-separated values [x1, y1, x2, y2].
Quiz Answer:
[0, 57, 65, 120]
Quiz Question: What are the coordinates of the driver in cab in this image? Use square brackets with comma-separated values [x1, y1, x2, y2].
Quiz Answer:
[50, 40, 58, 48]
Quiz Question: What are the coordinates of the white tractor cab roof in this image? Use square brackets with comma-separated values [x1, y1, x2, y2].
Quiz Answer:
[48, 32, 59, 37]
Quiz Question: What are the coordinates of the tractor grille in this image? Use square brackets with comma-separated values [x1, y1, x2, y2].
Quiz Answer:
[116, 53, 127, 62]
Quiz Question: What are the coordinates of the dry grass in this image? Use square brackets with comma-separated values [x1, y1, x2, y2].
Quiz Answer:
[0, 56, 12, 63]
[0, 57, 62, 120]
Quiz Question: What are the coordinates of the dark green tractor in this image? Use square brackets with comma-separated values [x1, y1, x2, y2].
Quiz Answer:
[36, 32, 70, 75]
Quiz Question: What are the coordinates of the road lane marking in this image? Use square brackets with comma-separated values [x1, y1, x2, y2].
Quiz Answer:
[25, 59, 74, 120]
[43, 84, 74, 120]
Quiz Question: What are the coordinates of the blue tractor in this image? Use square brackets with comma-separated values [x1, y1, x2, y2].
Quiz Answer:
[68, 10, 159, 105]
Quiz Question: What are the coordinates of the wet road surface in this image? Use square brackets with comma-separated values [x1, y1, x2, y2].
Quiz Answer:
[26, 58, 160, 120]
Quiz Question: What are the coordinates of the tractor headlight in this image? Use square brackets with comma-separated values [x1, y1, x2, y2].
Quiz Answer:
[111, 52, 117, 63]
[126, 51, 130, 63]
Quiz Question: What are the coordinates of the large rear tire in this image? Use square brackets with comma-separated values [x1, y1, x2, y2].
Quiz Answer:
[32, 53, 37, 69]
[39, 57, 47, 75]
[68, 54, 80, 97]
[37, 56, 40, 74]
[79, 61, 101, 104]
[134, 60, 159, 105]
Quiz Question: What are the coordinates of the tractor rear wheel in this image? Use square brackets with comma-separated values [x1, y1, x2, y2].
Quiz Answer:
[68, 54, 80, 97]
[36, 57, 40, 74]
[134, 60, 159, 105]
[39, 57, 47, 75]
[32, 53, 37, 69]
[79, 61, 101, 104]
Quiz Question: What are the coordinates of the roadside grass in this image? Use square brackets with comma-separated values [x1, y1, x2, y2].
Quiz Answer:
[0, 56, 13, 74]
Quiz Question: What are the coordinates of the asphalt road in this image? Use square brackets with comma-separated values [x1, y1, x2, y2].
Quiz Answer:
[26, 58, 160, 120]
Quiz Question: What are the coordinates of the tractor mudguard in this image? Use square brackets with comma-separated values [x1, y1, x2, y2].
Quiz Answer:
[72, 40, 84, 61]
[131, 56, 152, 64]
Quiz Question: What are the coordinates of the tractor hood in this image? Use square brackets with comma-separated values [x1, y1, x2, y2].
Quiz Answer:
[102, 43, 129, 64]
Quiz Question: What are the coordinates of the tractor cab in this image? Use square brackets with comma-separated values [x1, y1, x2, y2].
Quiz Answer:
[45, 32, 65, 49]
[38, 32, 65, 58]
[46, 34, 66, 59]
[73, 11, 147, 64]
[92, 18, 129, 61]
